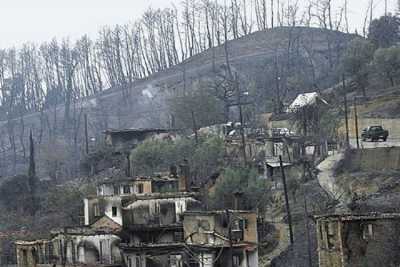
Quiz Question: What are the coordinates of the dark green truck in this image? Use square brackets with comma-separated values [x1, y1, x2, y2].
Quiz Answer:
[361, 126, 389, 142]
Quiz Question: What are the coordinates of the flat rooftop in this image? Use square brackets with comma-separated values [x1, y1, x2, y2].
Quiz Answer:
[314, 213, 400, 221]
[98, 175, 178, 185]
[184, 210, 256, 215]
[104, 128, 176, 135]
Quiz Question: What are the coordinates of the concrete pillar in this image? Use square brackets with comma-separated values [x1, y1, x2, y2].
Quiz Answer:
[241, 250, 248, 267]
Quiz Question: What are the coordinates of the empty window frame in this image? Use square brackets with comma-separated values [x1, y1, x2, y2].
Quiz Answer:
[113, 185, 119, 195]
[112, 206, 118, 217]
[137, 183, 144, 194]
[94, 203, 100, 217]
[324, 222, 336, 249]
[362, 223, 374, 240]
[135, 255, 142, 267]
[123, 185, 131, 194]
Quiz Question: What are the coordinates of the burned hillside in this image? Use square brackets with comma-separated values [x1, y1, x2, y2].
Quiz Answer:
[0, 26, 354, 179]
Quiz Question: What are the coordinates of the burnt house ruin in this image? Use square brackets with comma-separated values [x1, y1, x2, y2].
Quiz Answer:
[315, 213, 400, 267]
[104, 128, 178, 152]
[16, 164, 259, 267]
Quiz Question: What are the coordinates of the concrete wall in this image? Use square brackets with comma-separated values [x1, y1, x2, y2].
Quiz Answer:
[129, 230, 178, 246]
[97, 180, 153, 197]
[344, 147, 400, 172]
[123, 197, 199, 227]
[85, 196, 123, 226]
[52, 234, 121, 266]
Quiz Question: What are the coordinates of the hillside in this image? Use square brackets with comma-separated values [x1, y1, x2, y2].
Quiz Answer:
[0, 26, 354, 179]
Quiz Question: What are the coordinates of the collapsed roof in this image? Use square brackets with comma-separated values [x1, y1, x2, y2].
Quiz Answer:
[287, 92, 328, 113]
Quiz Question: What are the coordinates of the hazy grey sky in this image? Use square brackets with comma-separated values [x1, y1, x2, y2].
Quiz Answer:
[0, 0, 397, 48]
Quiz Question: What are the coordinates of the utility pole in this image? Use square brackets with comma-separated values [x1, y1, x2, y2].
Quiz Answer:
[354, 98, 360, 149]
[84, 113, 89, 155]
[343, 76, 350, 147]
[271, 0, 274, 28]
[28, 129, 37, 216]
[236, 73, 247, 165]
[385, 0, 388, 16]
[303, 194, 313, 267]
[233, 191, 243, 210]
[279, 155, 294, 244]
[191, 111, 199, 145]
[226, 209, 234, 267]
[274, 56, 281, 114]
[370, 0, 374, 25]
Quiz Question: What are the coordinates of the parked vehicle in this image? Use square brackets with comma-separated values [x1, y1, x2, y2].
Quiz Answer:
[361, 126, 389, 142]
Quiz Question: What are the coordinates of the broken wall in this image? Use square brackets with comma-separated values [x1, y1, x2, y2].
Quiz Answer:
[316, 218, 400, 267]
[316, 219, 344, 267]
[183, 212, 258, 247]
[342, 219, 400, 267]
[16, 241, 53, 267]
[123, 197, 200, 228]
[84, 196, 123, 226]
[52, 233, 121, 266]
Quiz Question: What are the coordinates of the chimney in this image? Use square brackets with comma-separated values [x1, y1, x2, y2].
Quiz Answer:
[179, 159, 190, 192]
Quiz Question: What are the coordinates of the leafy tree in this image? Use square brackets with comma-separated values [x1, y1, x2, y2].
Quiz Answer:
[129, 136, 225, 180]
[0, 175, 33, 214]
[342, 38, 376, 96]
[43, 183, 95, 225]
[373, 46, 400, 87]
[369, 15, 400, 48]
[129, 139, 180, 176]
[209, 167, 270, 211]
[191, 136, 225, 180]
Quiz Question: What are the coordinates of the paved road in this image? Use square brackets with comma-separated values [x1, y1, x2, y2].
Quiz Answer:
[317, 152, 354, 212]
[350, 138, 400, 149]
[317, 152, 346, 200]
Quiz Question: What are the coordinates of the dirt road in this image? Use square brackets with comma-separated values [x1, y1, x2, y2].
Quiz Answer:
[350, 138, 400, 149]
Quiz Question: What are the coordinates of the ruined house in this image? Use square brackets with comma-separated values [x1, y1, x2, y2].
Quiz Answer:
[183, 210, 259, 267]
[15, 161, 256, 267]
[286, 92, 328, 114]
[120, 193, 202, 267]
[104, 128, 177, 152]
[266, 92, 330, 158]
[15, 240, 54, 267]
[315, 213, 400, 267]
[85, 176, 179, 226]
[50, 221, 122, 266]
